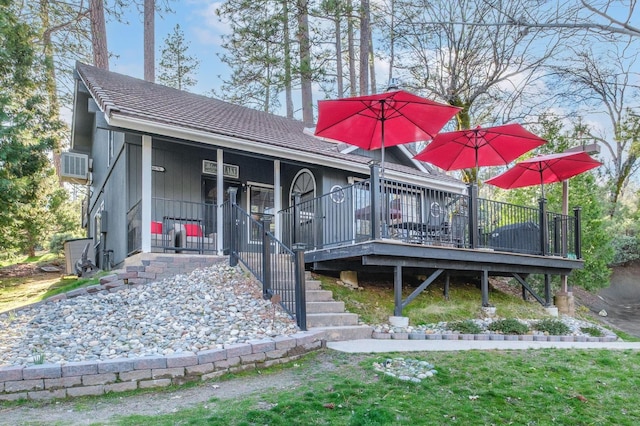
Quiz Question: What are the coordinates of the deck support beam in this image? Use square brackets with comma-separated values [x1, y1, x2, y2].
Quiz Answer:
[512, 273, 546, 306]
[444, 272, 450, 300]
[400, 269, 444, 314]
[481, 268, 490, 307]
[394, 265, 403, 316]
[544, 274, 552, 306]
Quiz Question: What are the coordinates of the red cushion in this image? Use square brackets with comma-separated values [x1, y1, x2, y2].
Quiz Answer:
[184, 224, 203, 237]
[151, 221, 163, 234]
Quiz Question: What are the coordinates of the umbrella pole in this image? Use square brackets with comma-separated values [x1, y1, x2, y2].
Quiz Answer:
[380, 112, 387, 237]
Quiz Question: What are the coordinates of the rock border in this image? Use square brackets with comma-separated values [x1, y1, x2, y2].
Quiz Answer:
[0, 331, 325, 401]
[371, 331, 619, 342]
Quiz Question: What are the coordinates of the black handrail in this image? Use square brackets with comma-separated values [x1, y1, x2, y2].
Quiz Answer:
[226, 188, 306, 330]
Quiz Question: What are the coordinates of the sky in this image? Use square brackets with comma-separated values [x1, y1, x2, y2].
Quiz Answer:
[107, 1, 229, 96]
[102, 1, 639, 152]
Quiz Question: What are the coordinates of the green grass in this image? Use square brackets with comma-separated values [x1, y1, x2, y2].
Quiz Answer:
[0, 252, 60, 268]
[318, 274, 549, 325]
[107, 349, 640, 425]
[0, 253, 104, 312]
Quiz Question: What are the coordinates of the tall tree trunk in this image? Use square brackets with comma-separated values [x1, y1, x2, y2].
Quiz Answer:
[369, 30, 375, 94]
[347, 0, 356, 96]
[39, 0, 62, 185]
[359, 0, 370, 95]
[144, 0, 155, 82]
[89, 0, 109, 69]
[283, 0, 294, 118]
[297, 0, 314, 126]
[334, 6, 344, 97]
[388, 0, 394, 87]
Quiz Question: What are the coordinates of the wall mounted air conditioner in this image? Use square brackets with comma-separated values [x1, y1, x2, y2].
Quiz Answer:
[60, 152, 89, 184]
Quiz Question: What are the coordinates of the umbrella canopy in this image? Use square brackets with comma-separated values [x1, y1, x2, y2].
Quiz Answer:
[314, 90, 460, 176]
[485, 151, 602, 198]
[413, 124, 547, 174]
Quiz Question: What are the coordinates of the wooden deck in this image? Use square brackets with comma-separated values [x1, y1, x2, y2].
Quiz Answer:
[305, 239, 583, 315]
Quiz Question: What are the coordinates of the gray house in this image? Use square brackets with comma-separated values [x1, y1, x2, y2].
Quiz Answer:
[63, 63, 465, 269]
[63, 63, 584, 322]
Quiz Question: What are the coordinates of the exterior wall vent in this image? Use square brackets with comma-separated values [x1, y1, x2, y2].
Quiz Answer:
[61, 152, 89, 184]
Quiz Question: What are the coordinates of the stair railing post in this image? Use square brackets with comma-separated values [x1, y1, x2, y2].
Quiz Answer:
[293, 243, 307, 331]
[261, 216, 272, 299]
[228, 187, 238, 267]
[369, 161, 381, 240]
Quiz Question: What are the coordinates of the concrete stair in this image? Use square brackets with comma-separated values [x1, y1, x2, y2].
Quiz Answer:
[304, 273, 373, 342]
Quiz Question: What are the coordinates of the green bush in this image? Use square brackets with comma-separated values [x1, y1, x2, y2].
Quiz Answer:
[580, 326, 604, 337]
[610, 235, 640, 266]
[448, 320, 482, 334]
[48, 232, 79, 254]
[488, 318, 529, 335]
[534, 318, 570, 335]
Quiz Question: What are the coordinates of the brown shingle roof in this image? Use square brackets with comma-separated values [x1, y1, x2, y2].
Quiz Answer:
[76, 62, 459, 183]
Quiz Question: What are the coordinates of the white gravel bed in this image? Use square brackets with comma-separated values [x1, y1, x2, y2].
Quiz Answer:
[0, 264, 299, 366]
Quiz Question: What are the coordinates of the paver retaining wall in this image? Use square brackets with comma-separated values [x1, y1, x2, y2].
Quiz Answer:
[0, 331, 325, 401]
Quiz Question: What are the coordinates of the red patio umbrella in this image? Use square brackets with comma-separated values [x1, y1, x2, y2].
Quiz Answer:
[314, 90, 461, 177]
[413, 124, 547, 182]
[485, 151, 602, 199]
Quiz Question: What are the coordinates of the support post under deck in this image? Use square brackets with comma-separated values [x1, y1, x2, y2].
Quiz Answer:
[394, 265, 403, 317]
[544, 274, 551, 307]
[481, 268, 490, 307]
[444, 272, 450, 301]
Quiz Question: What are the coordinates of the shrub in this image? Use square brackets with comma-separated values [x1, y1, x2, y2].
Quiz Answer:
[610, 234, 640, 266]
[580, 326, 604, 337]
[488, 318, 529, 335]
[534, 318, 570, 335]
[448, 320, 482, 334]
[48, 232, 81, 254]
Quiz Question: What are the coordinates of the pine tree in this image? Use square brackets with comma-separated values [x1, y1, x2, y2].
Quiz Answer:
[158, 24, 200, 91]
[0, 0, 60, 256]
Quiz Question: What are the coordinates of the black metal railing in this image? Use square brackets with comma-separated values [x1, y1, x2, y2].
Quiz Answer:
[227, 188, 306, 330]
[279, 162, 583, 260]
[126, 198, 218, 255]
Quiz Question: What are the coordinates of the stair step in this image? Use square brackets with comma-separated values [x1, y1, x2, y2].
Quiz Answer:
[306, 312, 359, 327]
[310, 325, 373, 342]
[305, 290, 334, 302]
[305, 280, 322, 290]
[306, 301, 345, 313]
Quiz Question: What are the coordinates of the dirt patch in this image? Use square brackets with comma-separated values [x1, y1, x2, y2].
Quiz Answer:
[0, 261, 63, 279]
[580, 260, 640, 337]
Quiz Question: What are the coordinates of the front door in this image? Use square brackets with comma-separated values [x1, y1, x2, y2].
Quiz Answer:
[248, 183, 275, 241]
[202, 177, 232, 238]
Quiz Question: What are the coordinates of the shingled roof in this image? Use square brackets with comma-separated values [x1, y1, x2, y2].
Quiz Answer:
[75, 62, 460, 185]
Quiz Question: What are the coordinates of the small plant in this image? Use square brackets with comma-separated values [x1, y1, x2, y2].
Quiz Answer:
[534, 318, 570, 335]
[488, 318, 529, 335]
[32, 349, 46, 365]
[448, 320, 482, 334]
[580, 326, 604, 337]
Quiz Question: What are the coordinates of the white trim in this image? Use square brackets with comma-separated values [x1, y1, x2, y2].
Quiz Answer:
[216, 149, 224, 255]
[398, 144, 431, 174]
[141, 135, 152, 252]
[289, 169, 317, 203]
[340, 145, 359, 154]
[274, 160, 281, 241]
